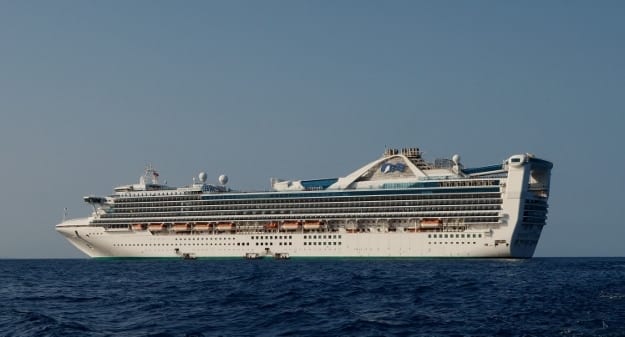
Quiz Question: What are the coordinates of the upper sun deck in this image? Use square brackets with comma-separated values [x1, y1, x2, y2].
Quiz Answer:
[271, 147, 511, 192]
[93, 148, 549, 203]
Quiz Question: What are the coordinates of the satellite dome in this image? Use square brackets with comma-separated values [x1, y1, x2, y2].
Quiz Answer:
[218, 174, 229, 185]
[198, 172, 207, 183]
[452, 154, 461, 164]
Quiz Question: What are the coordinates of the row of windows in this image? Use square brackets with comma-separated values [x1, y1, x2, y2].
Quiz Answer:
[382, 180, 499, 189]
[94, 216, 502, 226]
[115, 195, 200, 202]
[304, 235, 341, 239]
[112, 242, 247, 247]
[304, 242, 341, 246]
[428, 241, 478, 245]
[109, 204, 503, 215]
[105, 195, 502, 211]
[113, 192, 503, 207]
[111, 197, 503, 210]
[251, 235, 292, 240]
[111, 240, 488, 248]
[99, 211, 501, 221]
[200, 188, 501, 201]
[428, 233, 482, 239]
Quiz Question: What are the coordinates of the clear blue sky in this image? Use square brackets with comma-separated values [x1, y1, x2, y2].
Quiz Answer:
[1, 1, 623, 258]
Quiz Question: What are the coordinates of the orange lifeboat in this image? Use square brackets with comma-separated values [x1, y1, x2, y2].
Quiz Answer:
[281, 221, 301, 231]
[193, 222, 212, 231]
[132, 223, 146, 231]
[264, 222, 279, 230]
[148, 223, 165, 231]
[173, 223, 190, 232]
[303, 220, 323, 230]
[420, 218, 443, 229]
[216, 222, 235, 231]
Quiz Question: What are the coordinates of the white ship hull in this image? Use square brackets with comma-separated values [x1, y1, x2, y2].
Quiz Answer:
[56, 149, 552, 259]
[57, 220, 531, 258]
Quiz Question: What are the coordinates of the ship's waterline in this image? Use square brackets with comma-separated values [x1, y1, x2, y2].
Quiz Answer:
[56, 147, 553, 258]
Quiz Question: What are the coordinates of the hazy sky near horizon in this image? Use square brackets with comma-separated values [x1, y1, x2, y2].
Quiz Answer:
[1, 1, 624, 258]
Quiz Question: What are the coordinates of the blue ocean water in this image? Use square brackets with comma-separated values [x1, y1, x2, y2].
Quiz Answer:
[1, 258, 624, 337]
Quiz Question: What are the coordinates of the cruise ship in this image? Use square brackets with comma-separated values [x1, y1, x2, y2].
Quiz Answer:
[56, 147, 553, 259]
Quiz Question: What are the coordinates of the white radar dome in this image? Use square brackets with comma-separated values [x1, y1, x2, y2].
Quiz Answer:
[218, 174, 229, 185]
[452, 154, 461, 164]
[198, 172, 207, 183]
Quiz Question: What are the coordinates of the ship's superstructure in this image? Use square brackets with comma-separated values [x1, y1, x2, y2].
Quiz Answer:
[56, 148, 553, 258]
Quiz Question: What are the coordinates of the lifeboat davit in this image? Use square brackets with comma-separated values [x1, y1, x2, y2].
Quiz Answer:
[420, 218, 443, 229]
[173, 223, 190, 232]
[281, 221, 301, 231]
[193, 222, 212, 231]
[216, 222, 235, 231]
[147, 223, 164, 231]
[303, 220, 323, 230]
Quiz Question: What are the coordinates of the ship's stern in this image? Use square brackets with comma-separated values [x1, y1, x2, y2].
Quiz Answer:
[501, 155, 553, 258]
